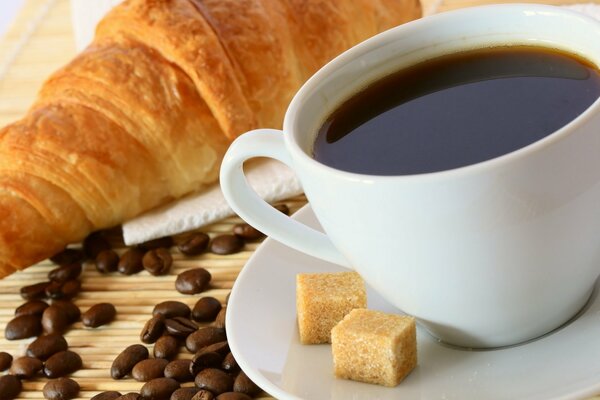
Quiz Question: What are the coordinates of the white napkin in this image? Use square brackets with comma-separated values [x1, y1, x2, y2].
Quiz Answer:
[122, 3, 600, 245]
[123, 159, 302, 244]
[70, 0, 123, 51]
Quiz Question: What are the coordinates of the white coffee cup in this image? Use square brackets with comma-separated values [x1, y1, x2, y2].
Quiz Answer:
[220, 4, 600, 348]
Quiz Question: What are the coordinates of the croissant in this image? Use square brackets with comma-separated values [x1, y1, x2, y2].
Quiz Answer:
[0, 0, 421, 277]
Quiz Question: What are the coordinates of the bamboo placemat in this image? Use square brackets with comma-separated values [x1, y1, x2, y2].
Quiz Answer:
[1, 1, 600, 399]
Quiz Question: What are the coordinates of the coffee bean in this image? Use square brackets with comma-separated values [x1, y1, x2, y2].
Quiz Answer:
[0, 374, 21, 400]
[27, 333, 68, 360]
[189, 351, 222, 376]
[175, 268, 211, 295]
[44, 350, 82, 378]
[5, 314, 42, 340]
[0, 352, 12, 371]
[140, 377, 180, 400]
[20, 281, 50, 300]
[43, 377, 80, 400]
[42, 305, 70, 335]
[233, 372, 261, 396]
[82, 303, 117, 328]
[177, 233, 209, 256]
[153, 301, 191, 319]
[201, 341, 230, 356]
[194, 368, 233, 395]
[273, 203, 289, 215]
[84, 231, 111, 258]
[215, 393, 251, 400]
[111, 344, 149, 379]
[143, 248, 173, 276]
[44, 281, 63, 299]
[96, 249, 120, 273]
[185, 327, 226, 353]
[192, 297, 222, 322]
[213, 306, 227, 330]
[221, 353, 239, 373]
[140, 236, 174, 251]
[209, 235, 244, 255]
[164, 359, 193, 382]
[50, 248, 85, 265]
[141, 316, 165, 344]
[51, 300, 81, 323]
[153, 335, 179, 360]
[164, 317, 198, 338]
[48, 263, 82, 283]
[115, 394, 141, 400]
[191, 390, 215, 400]
[118, 248, 145, 275]
[15, 300, 48, 317]
[132, 358, 169, 382]
[45, 279, 80, 300]
[100, 225, 126, 246]
[170, 387, 201, 400]
[10, 356, 43, 378]
[91, 392, 122, 400]
[63, 280, 81, 298]
[232, 223, 264, 241]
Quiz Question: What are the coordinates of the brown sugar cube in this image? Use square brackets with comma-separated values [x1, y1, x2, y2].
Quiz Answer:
[331, 309, 417, 387]
[296, 271, 366, 344]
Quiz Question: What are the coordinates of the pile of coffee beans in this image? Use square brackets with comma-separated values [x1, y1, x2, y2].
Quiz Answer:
[1, 203, 291, 399]
[0, 330, 83, 400]
[93, 293, 262, 400]
[1, 245, 102, 400]
[87, 216, 277, 399]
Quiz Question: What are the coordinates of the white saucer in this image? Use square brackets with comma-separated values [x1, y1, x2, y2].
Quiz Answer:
[226, 205, 600, 400]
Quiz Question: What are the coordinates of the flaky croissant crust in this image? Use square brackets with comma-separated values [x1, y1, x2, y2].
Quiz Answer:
[0, 0, 421, 277]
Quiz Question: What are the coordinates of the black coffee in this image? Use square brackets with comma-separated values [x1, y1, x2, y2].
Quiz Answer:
[313, 46, 600, 175]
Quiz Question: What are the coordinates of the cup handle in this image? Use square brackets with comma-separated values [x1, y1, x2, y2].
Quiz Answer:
[220, 129, 351, 267]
